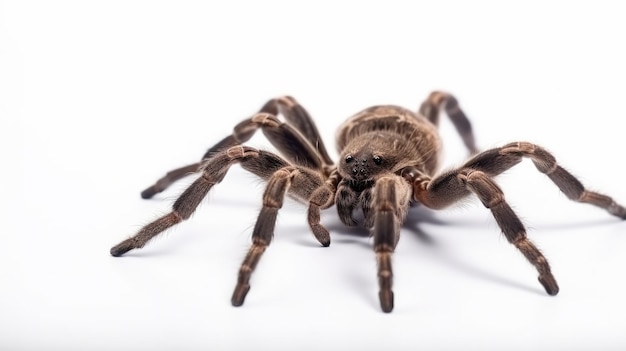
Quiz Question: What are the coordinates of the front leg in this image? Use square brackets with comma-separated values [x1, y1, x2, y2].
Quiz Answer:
[231, 167, 297, 306]
[409, 167, 559, 295]
[232, 165, 334, 306]
[420, 142, 626, 218]
[111, 146, 267, 256]
[371, 176, 411, 313]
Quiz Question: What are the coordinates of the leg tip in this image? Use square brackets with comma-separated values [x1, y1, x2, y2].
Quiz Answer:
[609, 204, 626, 219]
[140, 186, 158, 199]
[110, 239, 135, 257]
[539, 275, 559, 296]
[231, 284, 250, 307]
[319, 235, 330, 247]
[311, 225, 331, 247]
[379, 290, 394, 313]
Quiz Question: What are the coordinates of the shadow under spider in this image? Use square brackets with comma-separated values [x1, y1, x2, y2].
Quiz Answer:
[323, 205, 481, 246]
[310, 205, 545, 296]
[137, 194, 615, 297]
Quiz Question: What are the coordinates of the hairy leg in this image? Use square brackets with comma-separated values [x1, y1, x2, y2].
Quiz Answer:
[231, 165, 336, 306]
[419, 91, 478, 154]
[405, 142, 626, 293]
[371, 176, 411, 312]
[139, 118, 260, 199]
[141, 96, 333, 198]
[421, 141, 626, 218]
[260, 96, 334, 165]
[230, 167, 298, 306]
[306, 169, 341, 247]
[412, 168, 559, 295]
[236, 144, 337, 247]
[140, 163, 200, 199]
[111, 146, 289, 256]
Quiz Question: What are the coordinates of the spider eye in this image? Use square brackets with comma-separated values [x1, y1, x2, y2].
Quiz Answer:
[345, 155, 354, 163]
[373, 155, 382, 165]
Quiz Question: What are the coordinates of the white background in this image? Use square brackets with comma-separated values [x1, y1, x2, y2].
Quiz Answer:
[2, 1, 626, 350]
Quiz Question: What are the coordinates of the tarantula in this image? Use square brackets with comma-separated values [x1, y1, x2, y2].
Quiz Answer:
[111, 92, 626, 312]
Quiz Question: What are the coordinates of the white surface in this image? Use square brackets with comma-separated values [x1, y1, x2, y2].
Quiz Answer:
[2, 1, 626, 350]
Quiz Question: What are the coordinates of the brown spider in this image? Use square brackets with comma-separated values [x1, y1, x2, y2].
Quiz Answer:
[111, 92, 626, 313]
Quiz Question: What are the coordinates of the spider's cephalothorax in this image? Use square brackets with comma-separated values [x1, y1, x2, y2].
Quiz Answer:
[111, 92, 626, 313]
[334, 106, 441, 230]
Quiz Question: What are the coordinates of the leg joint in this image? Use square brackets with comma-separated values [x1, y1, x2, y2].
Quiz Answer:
[251, 112, 281, 128]
[501, 142, 558, 174]
[463, 171, 505, 209]
[226, 145, 259, 159]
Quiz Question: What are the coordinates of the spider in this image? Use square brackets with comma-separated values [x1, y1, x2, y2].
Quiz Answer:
[111, 92, 626, 313]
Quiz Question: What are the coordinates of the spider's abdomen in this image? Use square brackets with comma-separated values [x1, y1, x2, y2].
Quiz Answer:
[336, 105, 441, 175]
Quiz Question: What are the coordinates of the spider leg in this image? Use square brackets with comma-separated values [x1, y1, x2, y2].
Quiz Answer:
[230, 167, 296, 306]
[231, 165, 335, 306]
[371, 176, 411, 313]
[111, 146, 289, 256]
[412, 169, 560, 295]
[306, 169, 341, 245]
[238, 151, 336, 247]
[138, 117, 258, 199]
[407, 141, 626, 294]
[260, 96, 334, 165]
[456, 142, 625, 218]
[139, 163, 201, 199]
[141, 96, 333, 199]
[419, 91, 478, 154]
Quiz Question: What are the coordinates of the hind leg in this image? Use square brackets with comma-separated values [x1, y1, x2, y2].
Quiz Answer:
[141, 96, 333, 198]
[419, 91, 478, 154]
